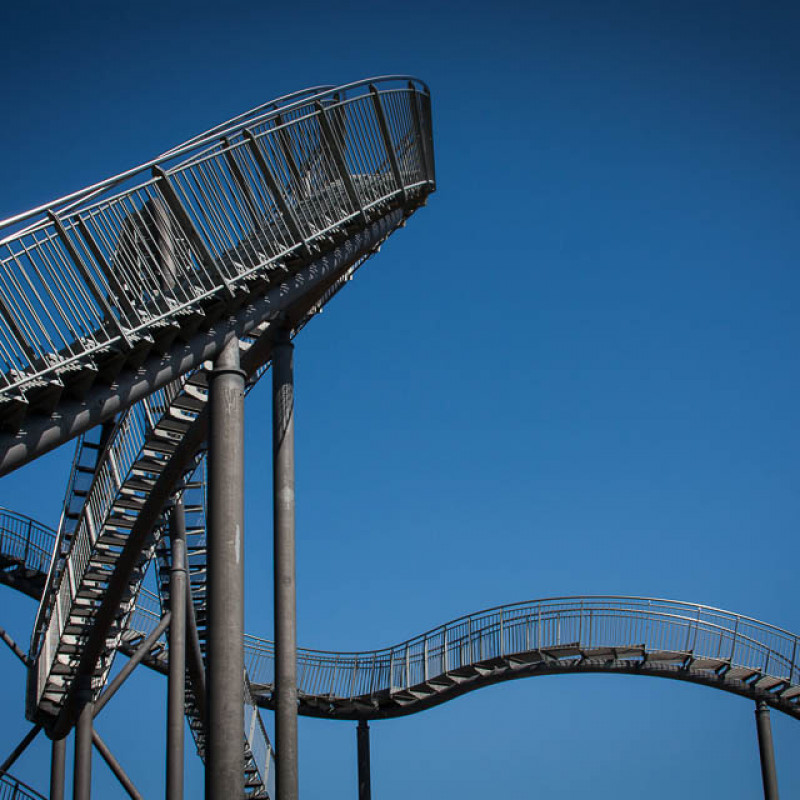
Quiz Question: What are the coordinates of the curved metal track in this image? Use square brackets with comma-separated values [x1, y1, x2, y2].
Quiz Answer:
[4, 511, 800, 724]
[0, 76, 434, 473]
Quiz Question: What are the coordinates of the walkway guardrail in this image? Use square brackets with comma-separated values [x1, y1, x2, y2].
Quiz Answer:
[0, 77, 432, 406]
[0, 772, 46, 800]
[0, 507, 54, 581]
[243, 596, 800, 703]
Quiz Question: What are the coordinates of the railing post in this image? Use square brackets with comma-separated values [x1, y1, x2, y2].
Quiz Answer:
[23, 519, 31, 566]
[273, 326, 298, 800]
[423, 637, 429, 682]
[206, 335, 246, 800]
[755, 701, 780, 799]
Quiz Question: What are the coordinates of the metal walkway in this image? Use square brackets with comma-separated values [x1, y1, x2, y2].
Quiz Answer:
[0, 77, 434, 474]
[4, 509, 800, 724]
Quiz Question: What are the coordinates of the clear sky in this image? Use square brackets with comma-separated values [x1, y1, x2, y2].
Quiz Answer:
[0, 0, 799, 797]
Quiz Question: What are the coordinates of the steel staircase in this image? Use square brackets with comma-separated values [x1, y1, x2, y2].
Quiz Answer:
[0, 78, 435, 476]
[154, 460, 275, 798]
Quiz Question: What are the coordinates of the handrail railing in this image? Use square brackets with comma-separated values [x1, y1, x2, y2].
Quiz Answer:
[241, 596, 800, 700]
[0, 77, 433, 401]
[0, 772, 46, 800]
[0, 507, 54, 579]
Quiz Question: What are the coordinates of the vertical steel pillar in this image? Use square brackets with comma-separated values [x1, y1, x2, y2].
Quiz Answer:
[50, 736, 66, 800]
[357, 720, 371, 800]
[167, 501, 187, 800]
[73, 676, 93, 800]
[206, 336, 245, 800]
[273, 327, 298, 800]
[755, 700, 780, 799]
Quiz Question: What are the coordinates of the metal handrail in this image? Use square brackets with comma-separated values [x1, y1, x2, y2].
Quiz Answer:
[0, 77, 433, 400]
[240, 596, 800, 700]
[0, 507, 55, 579]
[0, 772, 46, 800]
[0, 77, 428, 232]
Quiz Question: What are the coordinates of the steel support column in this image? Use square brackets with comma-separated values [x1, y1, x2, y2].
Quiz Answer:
[206, 336, 245, 800]
[357, 720, 371, 800]
[167, 501, 187, 800]
[273, 327, 298, 800]
[73, 676, 93, 800]
[755, 701, 780, 799]
[50, 736, 66, 800]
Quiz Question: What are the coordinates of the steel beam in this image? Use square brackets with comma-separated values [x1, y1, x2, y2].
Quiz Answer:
[92, 730, 143, 800]
[755, 700, 780, 799]
[206, 336, 245, 800]
[273, 326, 298, 800]
[357, 720, 371, 800]
[50, 736, 66, 800]
[167, 502, 187, 800]
[93, 612, 171, 716]
[73, 676, 93, 800]
[0, 724, 41, 779]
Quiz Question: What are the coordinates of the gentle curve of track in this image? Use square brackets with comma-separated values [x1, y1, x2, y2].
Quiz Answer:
[4, 509, 800, 723]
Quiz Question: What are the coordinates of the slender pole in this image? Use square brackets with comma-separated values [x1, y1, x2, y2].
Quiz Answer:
[755, 700, 780, 799]
[92, 730, 143, 800]
[357, 720, 371, 800]
[167, 501, 187, 800]
[273, 327, 298, 800]
[73, 675, 94, 800]
[50, 736, 66, 800]
[206, 336, 245, 800]
[0, 724, 41, 778]
[94, 612, 171, 716]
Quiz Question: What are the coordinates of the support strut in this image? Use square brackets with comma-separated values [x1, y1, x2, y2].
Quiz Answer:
[73, 676, 93, 800]
[273, 327, 298, 800]
[50, 736, 66, 800]
[167, 501, 187, 800]
[357, 720, 371, 800]
[755, 700, 780, 799]
[206, 336, 246, 800]
[0, 724, 41, 779]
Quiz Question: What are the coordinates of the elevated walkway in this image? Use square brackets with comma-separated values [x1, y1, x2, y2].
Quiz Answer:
[3, 509, 799, 723]
[0, 77, 434, 475]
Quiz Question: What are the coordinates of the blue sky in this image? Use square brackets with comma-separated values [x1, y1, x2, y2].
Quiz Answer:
[1, 0, 799, 796]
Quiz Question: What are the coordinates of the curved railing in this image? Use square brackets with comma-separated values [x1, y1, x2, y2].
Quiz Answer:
[130, 593, 800, 720]
[0, 507, 54, 598]
[1, 517, 799, 722]
[0, 773, 46, 800]
[0, 76, 434, 473]
[242, 596, 800, 719]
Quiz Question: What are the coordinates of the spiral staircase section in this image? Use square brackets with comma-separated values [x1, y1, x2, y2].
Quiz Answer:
[0, 77, 434, 475]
